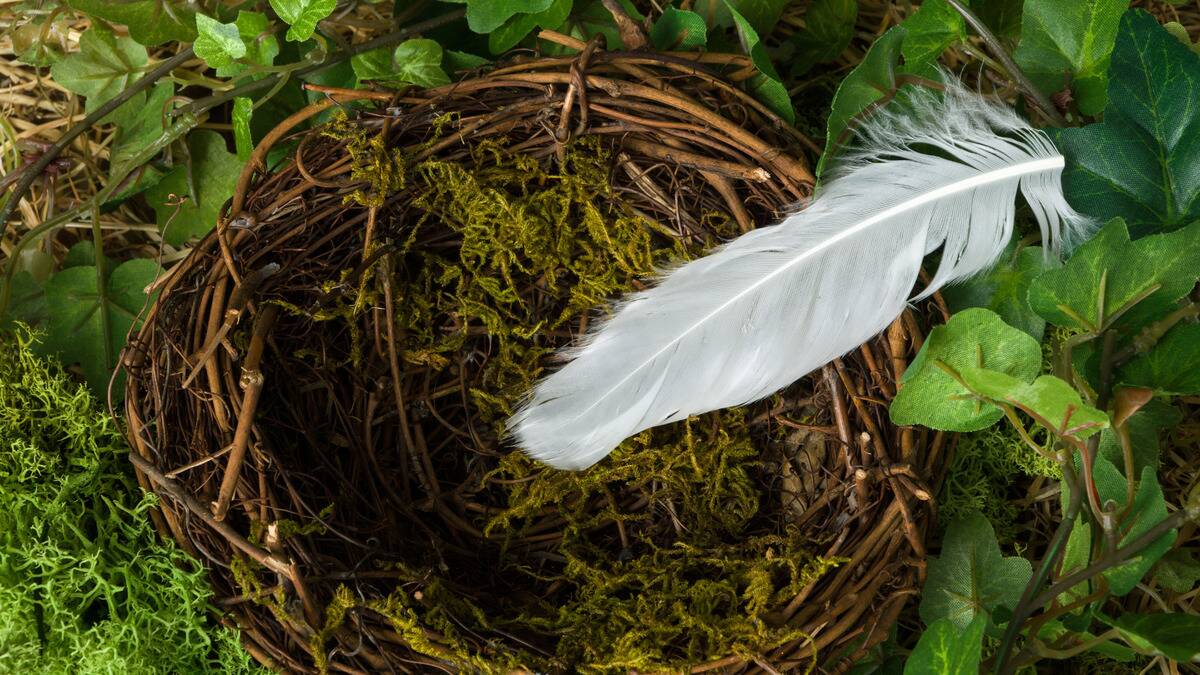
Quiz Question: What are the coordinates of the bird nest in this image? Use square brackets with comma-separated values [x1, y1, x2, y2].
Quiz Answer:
[122, 37, 950, 674]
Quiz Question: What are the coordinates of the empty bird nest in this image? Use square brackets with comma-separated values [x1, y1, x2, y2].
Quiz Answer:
[122, 34, 952, 674]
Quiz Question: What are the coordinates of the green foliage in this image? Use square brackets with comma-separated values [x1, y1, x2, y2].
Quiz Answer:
[1118, 324, 1200, 395]
[1105, 613, 1200, 661]
[488, 0, 573, 53]
[900, 0, 966, 67]
[650, 7, 708, 50]
[216, 12, 280, 78]
[49, 27, 147, 115]
[943, 242, 1050, 339]
[1153, 549, 1200, 593]
[903, 614, 987, 675]
[194, 14, 245, 70]
[65, 0, 197, 45]
[788, 0, 857, 76]
[109, 82, 174, 179]
[1088, 459, 1175, 596]
[270, 0, 336, 41]
[39, 258, 160, 398]
[920, 512, 1032, 629]
[0, 328, 261, 674]
[146, 130, 242, 246]
[1013, 0, 1126, 116]
[1027, 219, 1200, 332]
[971, 0, 1023, 38]
[1097, 398, 1180, 476]
[1055, 10, 1200, 235]
[891, 308, 1043, 432]
[693, 0, 790, 34]
[449, 0, 555, 34]
[956, 370, 1108, 442]
[232, 97, 254, 162]
[726, 1, 795, 124]
[353, 39, 452, 88]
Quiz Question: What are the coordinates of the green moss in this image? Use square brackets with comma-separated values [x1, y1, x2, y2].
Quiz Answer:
[0, 327, 264, 675]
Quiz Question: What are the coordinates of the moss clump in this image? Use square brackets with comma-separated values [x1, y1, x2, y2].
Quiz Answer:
[0, 327, 263, 675]
[940, 425, 1060, 542]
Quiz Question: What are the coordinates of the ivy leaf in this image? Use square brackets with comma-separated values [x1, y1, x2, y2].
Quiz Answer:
[650, 7, 708, 51]
[39, 259, 161, 398]
[270, 0, 336, 41]
[488, 0, 572, 54]
[1086, 459, 1176, 596]
[1027, 219, 1200, 332]
[819, 27, 907, 177]
[727, 2, 795, 124]
[1153, 549, 1200, 593]
[920, 512, 1032, 629]
[943, 243, 1050, 339]
[1055, 10, 1200, 236]
[904, 615, 987, 675]
[958, 370, 1108, 440]
[49, 28, 147, 114]
[66, 0, 197, 45]
[354, 40, 451, 88]
[0, 272, 49, 329]
[900, 0, 966, 67]
[694, 0, 788, 33]
[444, 50, 490, 74]
[448, 0, 554, 34]
[1118, 324, 1200, 395]
[1012, 0, 1125, 116]
[194, 14, 245, 70]
[109, 82, 174, 175]
[891, 308, 1042, 432]
[789, 0, 857, 77]
[1107, 613, 1200, 661]
[216, 11, 280, 78]
[146, 131, 241, 246]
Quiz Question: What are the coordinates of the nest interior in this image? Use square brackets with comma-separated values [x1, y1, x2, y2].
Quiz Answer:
[124, 41, 950, 674]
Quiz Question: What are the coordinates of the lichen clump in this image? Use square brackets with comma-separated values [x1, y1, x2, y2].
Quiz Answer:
[0, 328, 262, 674]
[265, 120, 839, 673]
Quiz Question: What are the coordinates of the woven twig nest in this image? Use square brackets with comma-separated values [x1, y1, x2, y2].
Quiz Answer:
[123, 37, 950, 674]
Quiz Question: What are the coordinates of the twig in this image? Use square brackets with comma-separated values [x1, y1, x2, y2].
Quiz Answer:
[943, 0, 1068, 126]
[0, 48, 196, 243]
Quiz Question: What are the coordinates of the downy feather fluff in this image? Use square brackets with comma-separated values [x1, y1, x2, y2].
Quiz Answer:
[510, 80, 1093, 470]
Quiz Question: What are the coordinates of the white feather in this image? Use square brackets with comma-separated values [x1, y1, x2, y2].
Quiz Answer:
[509, 81, 1093, 470]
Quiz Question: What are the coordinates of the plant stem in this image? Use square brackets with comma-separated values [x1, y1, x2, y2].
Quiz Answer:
[943, 0, 1068, 127]
[0, 48, 196, 244]
[994, 464, 1083, 675]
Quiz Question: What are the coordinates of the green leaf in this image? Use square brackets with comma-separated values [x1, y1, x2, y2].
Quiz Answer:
[0, 272, 48, 329]
[146, 131, 242, 246]
[454, 0, 554, 33]
[270, 0, 336, 41]
[904, 615, 987, 675]
[109, 82, 174, 176]
[1055, 10, 1200, 235]
[789, 0, 857, 76]
[444, 50, 490, 74]
[957, 370, 1109, 440]
[66, 0, 197, 45]
[1088, 459, 1176, 595]
[1164, 21, 1200, 55]
[194, 14, 245, 70]
[1153, 549, 1200, 593]
[49, 28, 147, 114]
[727, 1, 794, 124]
[920, 512, 1032, 629]
[900, 0, 966, 66]
[1057, 513, 1092, 604]
[726, 0, 790, 34]
[818, 27, 907, 177]
[1119, 324, 1200, 395]
[40, 259, 161, 397]
[1098, 398, 1181, 476]
[217, 11, 280, 78]
[232, 97, 254, 162]
[488, 0, 572, 54]
[650, 7, 708, 51]
[1012, 0, 1125, 115]
[890, 308, 1042, 432]
[1027, 219, 1200, 332]
[563, 0, 643, 49]
[1107, 613, 1200, 661]
[943, 244, 1050, 339]
[393, 39, 452, 87]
